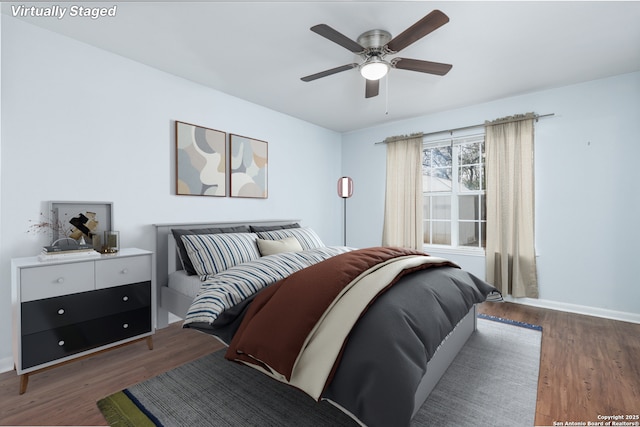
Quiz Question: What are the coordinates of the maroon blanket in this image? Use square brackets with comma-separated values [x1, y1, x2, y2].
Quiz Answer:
[225, 247, 456, 383]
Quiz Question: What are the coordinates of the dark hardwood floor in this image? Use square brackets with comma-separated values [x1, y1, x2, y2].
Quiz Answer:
[1, 302, 638, 426]
[0, 324, 224, 426]
[477, 302, 640, 426]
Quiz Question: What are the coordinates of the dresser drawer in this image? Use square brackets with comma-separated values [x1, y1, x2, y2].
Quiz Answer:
[21, 282, 151, 335]
[96, 256, 151, 289]
[99, 281, 151, 315]
[21, 307, 152, 369]
[20, 262, 94, 302]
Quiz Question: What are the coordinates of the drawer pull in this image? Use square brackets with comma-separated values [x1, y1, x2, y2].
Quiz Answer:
[123, 323, 129, 329]
[56, 277, 64, 284]
[121, 268, 129, 274]
[122, 296, 129, 302]
[57, 308, 65, 315]
[58, 340, 65, 346]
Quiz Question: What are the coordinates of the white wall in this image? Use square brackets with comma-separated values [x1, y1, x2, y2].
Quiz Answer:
[0, 18, 343, 370]
[342, 71, 640, 319]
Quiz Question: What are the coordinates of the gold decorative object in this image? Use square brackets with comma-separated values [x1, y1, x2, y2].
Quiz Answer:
[102, 231, 119, 254]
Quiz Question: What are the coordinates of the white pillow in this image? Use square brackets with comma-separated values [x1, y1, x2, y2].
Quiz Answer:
[256, 227, 325, 250]
[256, 237, 303, 256]
[181, 233, 260, 278]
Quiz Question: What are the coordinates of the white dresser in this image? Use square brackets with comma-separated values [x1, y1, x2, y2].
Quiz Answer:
[11, 248, 155, 394]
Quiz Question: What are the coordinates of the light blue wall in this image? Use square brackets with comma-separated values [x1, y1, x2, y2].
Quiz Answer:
[342, 71, 640, 316]
[0, 17, 343, 370]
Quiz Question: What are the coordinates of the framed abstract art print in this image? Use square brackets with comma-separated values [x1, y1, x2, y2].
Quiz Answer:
[229, 134, 268, 199]
[176, 121, 227, 197]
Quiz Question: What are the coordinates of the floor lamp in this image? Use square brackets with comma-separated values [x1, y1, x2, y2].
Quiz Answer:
[337, 177, 353, 246]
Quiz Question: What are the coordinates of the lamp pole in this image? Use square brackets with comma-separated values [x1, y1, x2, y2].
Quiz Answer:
[337, 177, 353, 247]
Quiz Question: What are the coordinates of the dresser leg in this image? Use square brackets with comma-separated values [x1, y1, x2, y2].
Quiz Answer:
[146, 336, 153, 350]
[19, 374, 29, 395]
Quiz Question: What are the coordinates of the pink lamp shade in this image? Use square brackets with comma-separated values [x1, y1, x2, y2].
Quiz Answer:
[337, 177, 353, 198]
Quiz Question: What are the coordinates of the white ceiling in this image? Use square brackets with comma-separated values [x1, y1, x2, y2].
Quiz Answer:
[6, 1, 640, 132]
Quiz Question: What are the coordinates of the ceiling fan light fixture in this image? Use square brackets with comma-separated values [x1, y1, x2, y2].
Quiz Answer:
[360, 58, 389, 81]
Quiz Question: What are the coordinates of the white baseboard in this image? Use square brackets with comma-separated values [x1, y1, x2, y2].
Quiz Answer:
[0, 356, 14, 374]
[504, 296, 640, 324]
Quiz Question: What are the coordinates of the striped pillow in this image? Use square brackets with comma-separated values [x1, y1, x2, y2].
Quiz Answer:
[256, 227, 325, 250]
[181, 233, 260, 278]
[171, 225, 250, 276]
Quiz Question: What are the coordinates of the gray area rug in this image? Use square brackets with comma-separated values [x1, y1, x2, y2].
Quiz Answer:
[109, 317, 541, 426]
[414, 315, 542, 426]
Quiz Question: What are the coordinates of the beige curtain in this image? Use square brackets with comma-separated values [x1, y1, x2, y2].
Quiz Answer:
[382, 134, 424, 250]
[485, 114, 538, 297]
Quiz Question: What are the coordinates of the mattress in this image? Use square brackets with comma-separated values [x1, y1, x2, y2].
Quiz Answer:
[167, 270, 201, 298]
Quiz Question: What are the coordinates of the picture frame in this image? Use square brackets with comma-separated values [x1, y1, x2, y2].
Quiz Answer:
[48, 201, 113, 245]
[176, 121, 227, 197]
[229, 134, 268, 199]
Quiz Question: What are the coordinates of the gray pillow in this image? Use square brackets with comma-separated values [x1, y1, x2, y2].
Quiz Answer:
[249, 223, 300, 232]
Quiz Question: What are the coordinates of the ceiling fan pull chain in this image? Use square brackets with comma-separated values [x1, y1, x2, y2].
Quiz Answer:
[385, 73, 389, 115]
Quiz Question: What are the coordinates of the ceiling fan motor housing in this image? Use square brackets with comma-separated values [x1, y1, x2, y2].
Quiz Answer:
[357, 30, 392, 81]
[357, 29, 392, 54]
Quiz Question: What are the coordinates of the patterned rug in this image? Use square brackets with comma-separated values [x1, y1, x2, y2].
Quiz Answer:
[98, 315, 541, 426]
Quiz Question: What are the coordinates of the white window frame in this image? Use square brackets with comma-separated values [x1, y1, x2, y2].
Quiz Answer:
[423, 134, 486, 255]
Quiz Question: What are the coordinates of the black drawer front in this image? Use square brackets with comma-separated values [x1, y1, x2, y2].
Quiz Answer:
[21, 307, 151, 369]
[22, 281, 151, 335]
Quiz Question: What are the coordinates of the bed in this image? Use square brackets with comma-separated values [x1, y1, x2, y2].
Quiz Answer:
[153, 220, 499, 427]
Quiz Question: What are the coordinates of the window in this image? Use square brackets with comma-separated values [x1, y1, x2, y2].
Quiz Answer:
[423, 135, 486, 249]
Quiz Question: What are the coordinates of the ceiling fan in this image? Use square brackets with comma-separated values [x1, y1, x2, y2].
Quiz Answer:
[301, 10, 453, 98]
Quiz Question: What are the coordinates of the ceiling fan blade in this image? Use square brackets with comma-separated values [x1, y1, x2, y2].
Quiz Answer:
[301, 63, 358, 82]
[393, 58, 452, 76]
[365, 79, 379, 98]
[311, 24, 365, 53]
[386, 10, 449, 53]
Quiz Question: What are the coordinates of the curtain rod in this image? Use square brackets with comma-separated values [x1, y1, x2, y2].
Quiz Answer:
[374, 113, 554, 144]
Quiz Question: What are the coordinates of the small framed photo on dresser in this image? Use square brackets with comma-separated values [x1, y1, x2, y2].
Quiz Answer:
[47, 201, 113, 247]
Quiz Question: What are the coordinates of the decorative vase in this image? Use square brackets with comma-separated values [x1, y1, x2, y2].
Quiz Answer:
[102, 231, 119, 254]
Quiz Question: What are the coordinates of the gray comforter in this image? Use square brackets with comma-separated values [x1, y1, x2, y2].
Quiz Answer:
[188, 260, 498, 426]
